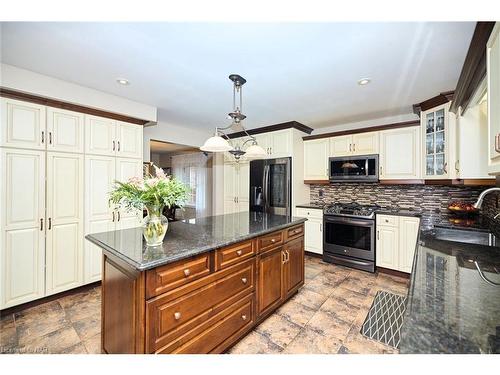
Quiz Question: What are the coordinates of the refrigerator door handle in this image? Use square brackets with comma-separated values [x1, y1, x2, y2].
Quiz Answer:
[263, 164, 270, 213]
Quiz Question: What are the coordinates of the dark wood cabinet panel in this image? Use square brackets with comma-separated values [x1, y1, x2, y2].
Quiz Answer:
[284, 237, 305, 298]
[257, 246, 284, 318]
[215, 240, 255, 270]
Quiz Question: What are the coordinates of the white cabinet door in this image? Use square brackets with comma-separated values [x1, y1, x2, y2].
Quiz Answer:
[376, 225, 398, 270]
[488, 24, 500, 174]
[0, 149, 45, 308]
[254, 133, 271, 156]
[116, 157, 143, 218]
[1, 98, 46, 150]
[304, 139, 329, 180]
[117, 214, 142, 230]
[223, 163, 237, 214]
[45, 152, 84, 295]
[304, 218, 323, 254]
[352, 132, 378, 155]
[330, 135, 352, 157]
[117, 121, 143, 159]
[85, 115, 116, 156]
[380, 127, 421, 179]
[84, 155, 116, 283]
[398, 216, 420, 273]
[237, 161, 250, 212]
[46, 107, 84, 153]
[270, 130, 292, 157]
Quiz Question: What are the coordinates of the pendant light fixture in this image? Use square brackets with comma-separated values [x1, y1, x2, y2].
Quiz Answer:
[200, 74, 266, 161]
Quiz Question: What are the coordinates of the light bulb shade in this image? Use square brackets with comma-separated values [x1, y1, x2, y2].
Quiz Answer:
[244, 143, 267, 159]
[200, 135, 233, 152]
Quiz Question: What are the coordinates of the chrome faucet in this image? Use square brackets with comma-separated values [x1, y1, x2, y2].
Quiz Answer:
[473, 187, 500, 209]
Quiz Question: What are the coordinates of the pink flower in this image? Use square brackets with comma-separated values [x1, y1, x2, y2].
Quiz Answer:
[153, 165, 166, 179]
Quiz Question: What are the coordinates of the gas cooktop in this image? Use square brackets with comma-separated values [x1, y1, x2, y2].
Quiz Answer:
[323, 202, 382, 219]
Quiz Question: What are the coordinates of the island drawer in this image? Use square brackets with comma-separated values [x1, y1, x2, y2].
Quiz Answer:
[146, 258, 255, 352]
[155, 294, 254, 354]
[285, 224, 304, 241]
[146, 253, 213, 298]
[215, 240, 255, 270]
[257, 230, 284, 252]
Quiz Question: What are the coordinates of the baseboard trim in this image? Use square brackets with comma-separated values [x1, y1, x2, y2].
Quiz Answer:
[304, 251, 323, 259]
[376, 267, 410, 279]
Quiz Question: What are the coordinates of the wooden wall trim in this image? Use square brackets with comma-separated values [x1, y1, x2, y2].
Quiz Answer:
[0, 87, 150, 125]
[302, 120, 420, 141]
[413, 91, 455, 115]
[450, 22, 496, 114]
[304, 179, 495, 186]
[226, 121, 314, 139]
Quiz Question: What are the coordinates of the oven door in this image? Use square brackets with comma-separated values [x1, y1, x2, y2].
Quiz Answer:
[323, 216, 375, 261]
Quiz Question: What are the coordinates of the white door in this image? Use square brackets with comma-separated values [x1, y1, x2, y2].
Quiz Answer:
[0, 98, 46, 150]
[117, 121, 143, 159]
[488, 24, 500, 174]
[376, 226, 398, 270]
[352, 132, 379, 155]
[237, 161, 250, 212]
[223, 163, 237, 214]
[46, 107, 84, 153]
[304, 218, 323, 254]
[379, 127, 421, 179]
[45, 152, 84, 295]
[115, 157, 143, 218]
[0, 149, 45, 308]
[84, 155, 116, 283]
[270, 130, 292, 157]
[330, 135, 352, 157]
[398, 217, 420, 273]
[85, 115, 116, 156]
[304, 139, 329, 180]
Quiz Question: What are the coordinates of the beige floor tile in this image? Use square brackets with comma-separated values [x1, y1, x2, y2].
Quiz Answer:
[305, 267, 322, 280]
[83, 333, 101, 354]
[276, 300, 317, 327]
[291, 288, 328, 310]
[303, 278, 338, 297]
[255, 314, 302, 348]
[319, 297, 360, 325]
[283, 328, 342, 354]
[18, 324, 81, 354]
[331, 287, 373, 310]
[228, 331, 283, 354]
[339, 276, 373, 296]
[58, 289, 100, 310]
[305, 310, 351, 340]
[60, 342, 88, 354]
[64, 301, 101, 323]
[343, 331, 397, 354]
[72, 314, 101, 341]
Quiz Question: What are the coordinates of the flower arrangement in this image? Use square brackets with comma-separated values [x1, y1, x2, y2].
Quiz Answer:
[109, 165, 190, 246]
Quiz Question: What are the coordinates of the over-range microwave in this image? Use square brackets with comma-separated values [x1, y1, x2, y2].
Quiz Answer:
[329, 154, 379, 182]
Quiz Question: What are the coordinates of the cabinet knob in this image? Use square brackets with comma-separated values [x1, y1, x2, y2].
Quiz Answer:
[174, 312, 181, 320]
[236, 249, 243, 256]
[241, 277, 247, 284]
[241, 314, 247, 321]
[271, 238, 276, 243]
[183, 269, 190, 277]
[385, 219, 389, 223]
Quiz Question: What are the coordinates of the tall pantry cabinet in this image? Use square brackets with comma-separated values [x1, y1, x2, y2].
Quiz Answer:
[0, 97, 143, 309]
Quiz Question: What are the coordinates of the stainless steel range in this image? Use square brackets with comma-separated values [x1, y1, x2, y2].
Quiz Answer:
[323, 202, 379, 273]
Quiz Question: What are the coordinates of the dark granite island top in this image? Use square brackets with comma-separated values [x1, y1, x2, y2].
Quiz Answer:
[399, 228, 500, 354]
[85, 212, 306, 271]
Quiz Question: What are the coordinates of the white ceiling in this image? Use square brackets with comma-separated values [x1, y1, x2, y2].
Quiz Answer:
[0, 22, 475, 131]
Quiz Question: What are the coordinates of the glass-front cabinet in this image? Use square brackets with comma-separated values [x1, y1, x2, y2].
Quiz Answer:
[421, 102, 456, 179]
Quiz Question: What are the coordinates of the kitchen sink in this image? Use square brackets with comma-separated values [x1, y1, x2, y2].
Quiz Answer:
[432, 227, 498, 247]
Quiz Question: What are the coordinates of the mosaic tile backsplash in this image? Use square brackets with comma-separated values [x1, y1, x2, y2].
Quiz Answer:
[309, 183, 500, 227]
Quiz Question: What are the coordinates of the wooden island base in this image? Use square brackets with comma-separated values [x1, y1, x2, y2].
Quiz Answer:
[101, 224, 305, 354]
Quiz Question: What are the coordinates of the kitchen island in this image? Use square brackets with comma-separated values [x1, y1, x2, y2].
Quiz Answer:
[85, 212, 306, 354]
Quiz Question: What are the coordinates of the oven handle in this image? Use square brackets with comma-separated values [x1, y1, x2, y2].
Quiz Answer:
[324, 216, 374, 227]
[326, 254, 374, 267]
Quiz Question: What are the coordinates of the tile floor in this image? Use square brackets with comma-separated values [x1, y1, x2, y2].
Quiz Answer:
[0, 256, 408, 354]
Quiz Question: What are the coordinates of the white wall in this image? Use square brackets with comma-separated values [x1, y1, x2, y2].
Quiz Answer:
[0, 64, 157, 122]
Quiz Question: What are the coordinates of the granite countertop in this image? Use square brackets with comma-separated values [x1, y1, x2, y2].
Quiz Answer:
[85, 212, 306, 271]
[296, 202, 326, 209]
[399, 227, 500, 354]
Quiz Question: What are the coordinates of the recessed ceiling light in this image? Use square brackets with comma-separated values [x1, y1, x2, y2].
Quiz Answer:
[116, 78, 130, 86]
[358, 78, 371, 86]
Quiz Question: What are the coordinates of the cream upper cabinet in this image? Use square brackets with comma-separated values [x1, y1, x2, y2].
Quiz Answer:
[304, 139, 329, 180]
[487, 23, 500, 175]
[330, 135, 352, 157]
[254, 133, 271, 156]
[399, 216, 420, 273]
[46, 107, 84, 153]
[237, 161, 250, 212]
[45, 152, 84, 295]
[379, 127, 421, 179]
[85, 115, 116, 156]
[352, 132, 379, 155]
[1, 98, 46, 150]
[116, 121, 143, 159]
[223, 162, 237, 213]
[421, 102, 456, 179]
[269, 129, 292, 157]
[0, 149, 46, 308]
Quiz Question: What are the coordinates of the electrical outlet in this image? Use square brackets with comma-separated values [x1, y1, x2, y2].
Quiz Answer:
[318, 189, 324, 198]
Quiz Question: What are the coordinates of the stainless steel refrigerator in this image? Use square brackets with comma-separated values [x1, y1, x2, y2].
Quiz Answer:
[249, 157, 291, 216]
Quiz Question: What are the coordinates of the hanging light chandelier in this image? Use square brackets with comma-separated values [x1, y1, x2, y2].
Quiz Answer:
[200, 74, 266, 161]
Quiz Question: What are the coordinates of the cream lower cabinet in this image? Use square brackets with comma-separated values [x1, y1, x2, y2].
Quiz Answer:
[296, 207, 323, 254]
[0, 148, 46, 309]
[379, 127, 421, 180]
[376, 214, 420, 273]
[223, 161, 249, 214]
[304, 139, 329, 181]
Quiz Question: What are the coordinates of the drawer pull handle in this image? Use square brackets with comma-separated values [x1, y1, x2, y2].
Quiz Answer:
[183, 269, 190, 277]
[241, 277, 247, 284]
[241, 314, 247, 321]
[271, 238, 276, 243]
[236, 250, 243, 256]
[174, 312, 181, 320]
